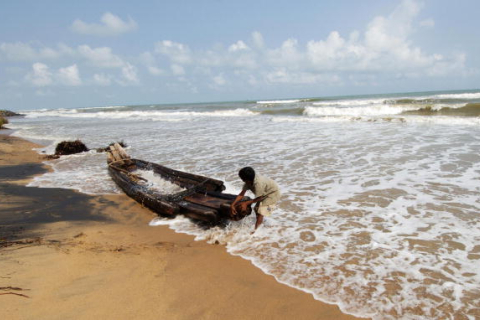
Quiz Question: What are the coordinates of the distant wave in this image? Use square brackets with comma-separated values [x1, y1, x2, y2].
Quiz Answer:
[432, 92, 480, 100]
[401, 103, 480, 117]
[304, 104, 408, 117]
[19, 90, 480, 122]
[313, 98, 387, 107]
[257, 99, 302, 104]
[310, 91, 480, 108]
[23, 108, 258, 120]
[302, 102, 480, 122]
[77, 105, 127, 111]
[387, 92, 480, 105]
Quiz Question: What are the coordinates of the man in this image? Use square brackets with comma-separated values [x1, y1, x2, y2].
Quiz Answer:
[231, 167, 281, 232]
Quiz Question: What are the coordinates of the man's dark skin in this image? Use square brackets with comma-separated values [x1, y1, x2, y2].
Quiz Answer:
[231, 178, 267, 232]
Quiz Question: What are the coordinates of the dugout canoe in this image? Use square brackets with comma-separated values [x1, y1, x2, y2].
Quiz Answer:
[106, 143, 251, 224]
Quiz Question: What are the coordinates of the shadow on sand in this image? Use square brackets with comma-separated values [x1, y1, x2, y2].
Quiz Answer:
[0, 162, 111, 240]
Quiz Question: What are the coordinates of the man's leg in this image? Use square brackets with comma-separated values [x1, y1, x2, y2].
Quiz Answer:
[254, 212, 264, 231]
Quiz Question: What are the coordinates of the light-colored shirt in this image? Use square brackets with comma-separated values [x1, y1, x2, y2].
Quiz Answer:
[243, 174, 281, 206]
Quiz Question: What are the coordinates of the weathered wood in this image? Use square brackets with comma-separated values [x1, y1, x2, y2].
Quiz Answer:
[109, 165, 147, 182]
[114, 143, 130, 160]
[109, 145, 123, 162]
[184, 193, 231, 209]
[106, 151, 116, 164]
[135, 159, 225, 192]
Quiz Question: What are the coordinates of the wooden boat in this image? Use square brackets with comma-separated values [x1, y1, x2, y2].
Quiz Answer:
[107, 143, 251, 224]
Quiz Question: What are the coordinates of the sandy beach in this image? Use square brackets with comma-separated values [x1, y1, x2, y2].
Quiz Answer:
[0, 133, 362, 320]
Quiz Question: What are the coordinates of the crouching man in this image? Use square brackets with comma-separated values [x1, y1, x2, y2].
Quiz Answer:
[231, 167, 281, 233]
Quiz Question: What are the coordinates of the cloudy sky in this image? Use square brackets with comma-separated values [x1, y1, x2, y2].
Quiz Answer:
[1, 0, 479, 110]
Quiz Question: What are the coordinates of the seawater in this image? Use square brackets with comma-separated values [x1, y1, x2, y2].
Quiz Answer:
[9, 90, 480, 319]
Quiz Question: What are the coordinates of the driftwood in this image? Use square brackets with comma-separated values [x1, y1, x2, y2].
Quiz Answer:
[95, 141, 128, 153]
[109, 145, 122, 162]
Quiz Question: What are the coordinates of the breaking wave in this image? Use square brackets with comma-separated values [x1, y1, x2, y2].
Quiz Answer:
[401, 103, 480, 117]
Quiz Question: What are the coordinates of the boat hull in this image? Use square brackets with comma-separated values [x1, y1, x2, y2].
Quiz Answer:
[107, 144, 250, 224]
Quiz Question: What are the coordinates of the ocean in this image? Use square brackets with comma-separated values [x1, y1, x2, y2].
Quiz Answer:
[8, 89, 480, 319]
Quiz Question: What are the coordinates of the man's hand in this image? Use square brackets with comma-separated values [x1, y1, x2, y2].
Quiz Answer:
[230, 204, 238, 216]
[231, 201, 252, 217]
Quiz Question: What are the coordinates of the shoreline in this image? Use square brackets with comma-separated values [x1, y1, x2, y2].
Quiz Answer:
[0, 133, 364, 320]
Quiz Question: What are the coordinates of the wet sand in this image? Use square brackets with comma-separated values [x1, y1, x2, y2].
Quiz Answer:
[0, 133, 363, 320]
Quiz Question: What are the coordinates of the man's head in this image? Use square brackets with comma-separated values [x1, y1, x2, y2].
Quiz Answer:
[239, 167, 255, 183]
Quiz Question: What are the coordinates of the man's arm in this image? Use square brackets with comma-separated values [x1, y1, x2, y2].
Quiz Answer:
[230, 189, 247, 215]
[249, 195, 267, 205]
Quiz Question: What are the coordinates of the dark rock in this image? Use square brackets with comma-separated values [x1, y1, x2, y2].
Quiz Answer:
[0, 110, 23, 117]
[54, 140, 89, 156]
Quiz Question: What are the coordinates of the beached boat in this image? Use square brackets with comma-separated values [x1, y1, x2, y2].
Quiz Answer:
[106, 143, 251, 224]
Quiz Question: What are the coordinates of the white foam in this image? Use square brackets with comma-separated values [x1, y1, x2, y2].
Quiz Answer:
[22, 108, 258, 120]
[304, 104, 406, 116]
[312, 98, 387, 107]
[432, 92, 480, 100]
[23, 108, 79, 118]
[9, 124, 72, 146]
[135, 169, 185, 194]
[27, 151, 119, 195]
[257, 99, 301, 104]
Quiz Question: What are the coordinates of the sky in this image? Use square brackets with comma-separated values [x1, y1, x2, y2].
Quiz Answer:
[1, 0, 479, 111]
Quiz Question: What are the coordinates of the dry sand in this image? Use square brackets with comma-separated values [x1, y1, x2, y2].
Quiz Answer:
[0, 133, 363, 320]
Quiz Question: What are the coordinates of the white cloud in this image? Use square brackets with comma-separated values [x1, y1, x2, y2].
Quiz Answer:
[140, 52, 164, 75]
[287, 0, 461, 77]
[264, 67, 341, 85]
[0, 42, 73, 61]
[155, 41, 192, 64]
[57, 64, 81, 86]
[252, 31, 265, 49]
[25, 63, 53, 86]
[78, 45, 124, 68]
[229, 40, 249, 52]
[77, 45, 140, 86]
[268, 38, 302, 68]
[10, 44, 141, 87]
[10, 0, 468, 93]
[25, 63, 82, 87]
[150, 0, 463, 89]
[120, 63, 139, 84]
[71, 12, 137, 36]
